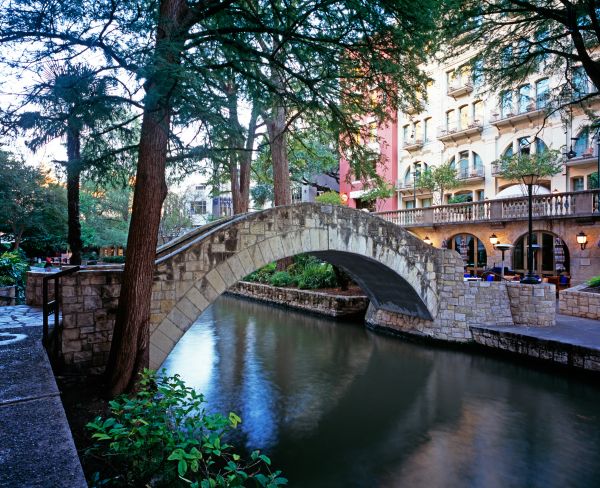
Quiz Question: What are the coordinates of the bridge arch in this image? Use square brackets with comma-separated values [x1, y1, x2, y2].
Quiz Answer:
[149, 204, 464, 368]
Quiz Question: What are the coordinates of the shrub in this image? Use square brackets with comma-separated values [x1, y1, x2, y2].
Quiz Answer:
[244, 262, 276, 283]
[101, 255, 126, 264]
[315, 191, 342, 205]
[588, 275, 600, 288]
[0, 251, 28, 300]
[86, 370, 287, 488]
[297, 262, 337, 289]
[268, 271, 297, 288]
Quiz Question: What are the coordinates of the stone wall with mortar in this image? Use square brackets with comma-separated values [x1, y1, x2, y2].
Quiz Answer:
[26, 272, 55, 306]
[471, 327, 600, 373]
[559, 284, 600, 320]
[366, 282, 556, 338]
[228, 281, 369, 318]
[58, 269, 123, 374]
[506, 283, 556, 326]
[0, 285, 16, 306]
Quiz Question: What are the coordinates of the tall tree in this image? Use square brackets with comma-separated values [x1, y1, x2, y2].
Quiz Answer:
[1, 0, 441, 395]
[16, 64, 130, 264]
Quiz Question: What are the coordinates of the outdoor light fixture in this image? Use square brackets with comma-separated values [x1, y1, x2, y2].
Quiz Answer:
[577, 231, 588, 250]
[423, 236, 432, 245]
[521, 173, 540, 284]
[489, 234, 499, 246]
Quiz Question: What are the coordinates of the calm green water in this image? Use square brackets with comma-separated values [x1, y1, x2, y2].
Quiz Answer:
[162, 295, 600, 488]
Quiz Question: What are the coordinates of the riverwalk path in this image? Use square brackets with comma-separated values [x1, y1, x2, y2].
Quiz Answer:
[0, 303, 598, 487]
[0, 306, 86, 488]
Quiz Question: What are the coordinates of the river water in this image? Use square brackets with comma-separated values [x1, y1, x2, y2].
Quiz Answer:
[162, 295, 600, 488]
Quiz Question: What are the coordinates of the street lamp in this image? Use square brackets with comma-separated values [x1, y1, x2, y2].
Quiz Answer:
[489, 234, 499, 246]
[521, 173, 539, 284]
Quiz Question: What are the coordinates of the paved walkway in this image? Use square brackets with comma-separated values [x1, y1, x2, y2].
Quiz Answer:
[0, 305, 87, 488]
[477, 312, 600, 352]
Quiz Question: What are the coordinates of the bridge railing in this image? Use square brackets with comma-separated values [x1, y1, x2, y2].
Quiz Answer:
[375, 190, 599, 227]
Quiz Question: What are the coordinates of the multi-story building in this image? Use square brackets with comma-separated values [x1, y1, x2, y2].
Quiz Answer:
[340, 56, 600, 285]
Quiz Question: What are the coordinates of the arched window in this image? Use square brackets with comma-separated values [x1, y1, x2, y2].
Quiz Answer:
[446, 110, 456, 131]
[473, 100, 484, 122]
[513, 231, 570, 276]
[536, 78, 549, 108]
[448, 233, 488, 275]
[518, 84, 531, 113]
[574, 128, 590, 156]
[502, 137, 547, 158]
[500, 91, 513, 117]
[458, 151, 469, 178]
[459, 105, 469, 129]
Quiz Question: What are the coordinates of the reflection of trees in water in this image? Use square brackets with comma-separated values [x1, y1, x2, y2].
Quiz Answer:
[164, 296, 600, 488]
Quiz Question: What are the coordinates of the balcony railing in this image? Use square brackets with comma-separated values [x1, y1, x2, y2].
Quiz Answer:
[402, 138, 424, 151]
[447, 82, 473, 98]
[375, 190, 600, 228]
[566, 146, 598, 166]
[437, 121, 483, 142]
[457, 167, 485, 180]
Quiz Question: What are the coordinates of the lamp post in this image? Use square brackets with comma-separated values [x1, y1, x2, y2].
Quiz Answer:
[521, 173, 539, 284]
[489, 234, 512, 280]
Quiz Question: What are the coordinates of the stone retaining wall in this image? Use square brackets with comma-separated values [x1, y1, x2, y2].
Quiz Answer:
[0, 285, 16, 306]
[228, 282, 369, 318]
[471, 327, 600, 373]
[558, 284, 600, 320]
[26, 272, 54, 306]
[58, 269, 123, 374]
[366, 282, 556, 340]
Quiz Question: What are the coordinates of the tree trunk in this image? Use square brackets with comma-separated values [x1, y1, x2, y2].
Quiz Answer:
[66, 129, 82, 265]
[239, 106, 259, 213]
[267, 103, 291, 207]
[105, 0, 188, 397]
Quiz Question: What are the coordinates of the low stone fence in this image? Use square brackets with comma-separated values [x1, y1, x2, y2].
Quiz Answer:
[0, 285, 16, 306]
[366, 282, 556, 340]
[26, 271, 54, 306]
[559, 284, 600, 320]
[228, 281, 369, 318]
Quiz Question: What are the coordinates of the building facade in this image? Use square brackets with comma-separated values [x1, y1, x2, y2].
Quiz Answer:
[340, 55, 600, 285]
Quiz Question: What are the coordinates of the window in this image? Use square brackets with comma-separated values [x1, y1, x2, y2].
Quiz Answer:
[517, 39, 528, 61]
[402, 125, 410, 144]
[518, 136, 531, 155]
[473, 100, 484, 122]
[447, 70, 456, 88]
[195, 185, 206, 192]
[446, 110, 456, 131]
[536, 78, 549, 108]
[472, 59, 484, 89]
[414, 120, 423, 140]
[459, 65, 470, 85]
[473, 152, 483, 174]
[459, 105, 469, 129]
[191, 201, 207, 215]
[501, 46, 512, 67]
[518, 84, 531, 113]
[421, 198, 432, 208]
[572, 176, 584, 191]
[406, 200, 415, 209]
[573, 67, 588, 98]
[458, 151, 469, 178]
[449, 234, 488, 275]
[574, 129, 589, 156]
[513, 232, 569, 276]
[424, 118, 431, 142]
[500, 91, 513, 117]
[476, 189, 485, 201]
[535, 137, 548, 154]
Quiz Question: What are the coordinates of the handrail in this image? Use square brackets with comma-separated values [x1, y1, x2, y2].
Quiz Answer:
[42, 266, 80, 347]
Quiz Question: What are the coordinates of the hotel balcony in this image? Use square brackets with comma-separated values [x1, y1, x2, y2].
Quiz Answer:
[491, 102, 548, 129]
[437, 121, 483, 143]
[457, 166, 485, 182]
[565, 146, 598, 167]
[447, 82, 474, 99]
[376, 190, 600, 228]
[402, 138, 424, 152]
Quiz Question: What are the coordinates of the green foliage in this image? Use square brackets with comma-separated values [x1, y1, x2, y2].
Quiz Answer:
[448, 194, 471, 204]
[494, 150, 563, 182]
[296, 261, 337, 290]
[0, 251, 29, 300]
[101, 256, 126, 264]
[589, 172, 598, 190]
[315, 192, 342, 205]
[159, 192, 194, 244]
[417, 163, 460, 205]
[588, 276, 600, 288]
[244, 263, 277, 283]
[268, 271, 297, 288]
[360, 181, 395, 203]
[86, 370, 286, 488]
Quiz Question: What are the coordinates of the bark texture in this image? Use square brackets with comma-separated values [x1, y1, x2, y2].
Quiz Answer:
[105, 0, 188, 397]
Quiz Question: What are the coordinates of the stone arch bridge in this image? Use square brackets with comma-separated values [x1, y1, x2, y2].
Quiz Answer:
[148, 203, 468, 368]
